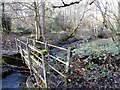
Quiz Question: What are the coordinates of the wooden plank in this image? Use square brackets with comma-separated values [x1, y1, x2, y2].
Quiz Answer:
[49, 65, 65, 78]
[48, 54, 66, 65]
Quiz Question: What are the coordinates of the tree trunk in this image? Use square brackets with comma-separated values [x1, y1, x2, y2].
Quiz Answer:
[118, 1, 120, 42]
[34, 1, 41, 40]
[2, 2, 5, 32]
[40, 0, 45, 41]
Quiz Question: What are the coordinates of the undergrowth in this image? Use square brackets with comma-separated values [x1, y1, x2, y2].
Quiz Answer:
[68, 41, 120, 89]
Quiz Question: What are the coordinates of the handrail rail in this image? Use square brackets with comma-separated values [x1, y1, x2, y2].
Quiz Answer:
[15, 38, 71, 88]
[48, 54, 67, 65]
[28, 38, 68, 51]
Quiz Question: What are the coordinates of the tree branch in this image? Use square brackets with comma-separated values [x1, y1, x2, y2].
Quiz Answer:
[53, 0, 82, 8]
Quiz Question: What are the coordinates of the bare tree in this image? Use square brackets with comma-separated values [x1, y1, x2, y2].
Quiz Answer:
[34, 1, 41, 40]
[33, 0, 45, 41]
[92, 0, 119, 42]
[1, 2, 11, 34]
[118, 1, 120, 42]
[53, 0, 82, 8]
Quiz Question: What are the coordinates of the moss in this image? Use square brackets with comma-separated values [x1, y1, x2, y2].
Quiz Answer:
[40, 49, 48, 55]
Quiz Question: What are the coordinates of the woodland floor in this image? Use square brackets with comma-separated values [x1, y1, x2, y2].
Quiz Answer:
[1, 32, 120, 89]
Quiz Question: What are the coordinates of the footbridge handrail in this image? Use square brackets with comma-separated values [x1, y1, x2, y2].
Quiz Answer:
[15, 38, 71, 88]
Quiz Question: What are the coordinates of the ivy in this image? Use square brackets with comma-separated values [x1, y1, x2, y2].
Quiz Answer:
[69, 40, 120, 89]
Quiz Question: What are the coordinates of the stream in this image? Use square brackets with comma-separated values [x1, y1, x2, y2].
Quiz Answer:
[1, 72, 25, 89]
[1, 54, 29, 89]
[1, 39, 87, 89]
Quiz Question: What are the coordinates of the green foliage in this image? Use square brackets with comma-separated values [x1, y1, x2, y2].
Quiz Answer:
[70, 40, 120, 88]
[16, 25, 31, 35]
[50, 15, 61, 32]
[73, 40, 119, 60]
[87, 62, 94, 69]
[64, 78, 68, 86]
[23, 85, 28, 90]
[40, 49, 48, 55]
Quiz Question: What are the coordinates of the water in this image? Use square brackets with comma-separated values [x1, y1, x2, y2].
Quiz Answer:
[50, 39, 87, 56]
[1, 72, 25, 89]
[1, 39, 87, 89]
[1, 53, 27, 89]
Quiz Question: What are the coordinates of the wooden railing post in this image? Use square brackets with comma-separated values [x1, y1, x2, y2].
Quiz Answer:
[26, 43, 32, 74]
[33, 39, 36, 47]
[19, 41, 24, 61]
[44, 42, 49, 88]
[15, 38, 19, 52]
[27, 38, 29, 43]
[45, 42, 47, 50]
[42, 54, 47, 88]
[65, 47, 71, 87]
[66, 47, 71, 73]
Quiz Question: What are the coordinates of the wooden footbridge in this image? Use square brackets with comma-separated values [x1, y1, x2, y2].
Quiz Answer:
[15, 38, 72, 88]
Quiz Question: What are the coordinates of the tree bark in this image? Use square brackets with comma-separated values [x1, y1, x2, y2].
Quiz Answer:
[2, 2, 5, 32]
[34, 1, 41, 40]
[40, 0, 45, 41]
[118, 1, 120, 42]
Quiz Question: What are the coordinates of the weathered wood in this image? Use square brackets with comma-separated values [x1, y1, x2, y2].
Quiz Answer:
[32, 66, 46, 85]
[36, 40, 68, 51]
[33, 39, 36, 47]
[42, 54, 47, 88]
[30, 52, 43, 62]
[33, 73, 40, 87]
[49, 65, 65, 78]
[28, 38, 68, 51]
[66, 47, 71, 73]
[28, 45, 43, 55]
[30, 55, 43, 69]
[15, 38, 19, 53]
[26, 43, 32, 74]
[19, 41, 24, 61]
[22, 49, 28, 55]
[16, 38, 71, 88]
[45, 42, 47, 50]
[48, 54, 66, 65]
